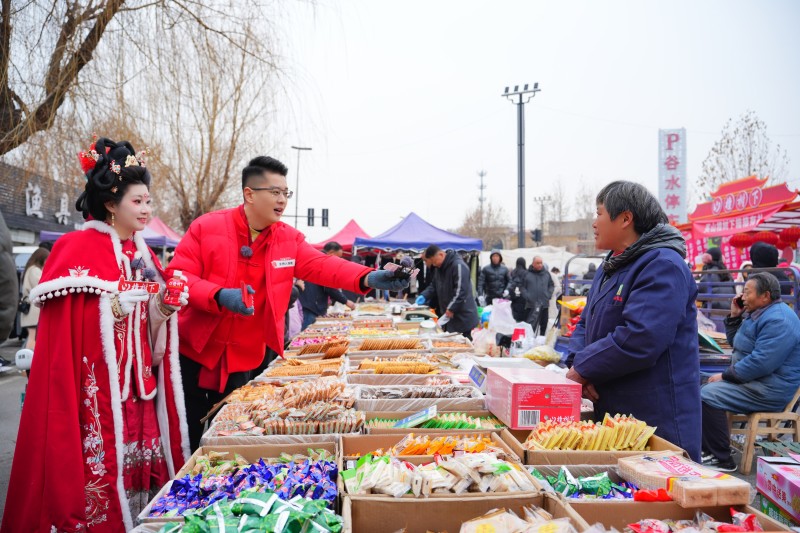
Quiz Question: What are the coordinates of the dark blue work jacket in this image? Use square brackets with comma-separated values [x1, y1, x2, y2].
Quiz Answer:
[567, 247, 702, 460]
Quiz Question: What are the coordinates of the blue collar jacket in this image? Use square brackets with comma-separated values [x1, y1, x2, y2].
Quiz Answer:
[567, 247, 702, 460]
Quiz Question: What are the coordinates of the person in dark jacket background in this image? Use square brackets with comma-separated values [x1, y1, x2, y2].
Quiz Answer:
[507, 257, 528, 322]
[0, 209, 17, 342]
[298, 241, 357, 329]
[416, 245, 479, 338]
[750, 241, 793, 296]
[478, 250, 510, 306]
[521, 256, 555, 335]
[583, 263, 597, 280]
[566, 180, 702, 461]
[699, 247, 735, 310]
[256, 283, 301, 374]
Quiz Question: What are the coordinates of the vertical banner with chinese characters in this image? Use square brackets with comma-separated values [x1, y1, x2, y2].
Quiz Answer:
[658, 128, 687, 224]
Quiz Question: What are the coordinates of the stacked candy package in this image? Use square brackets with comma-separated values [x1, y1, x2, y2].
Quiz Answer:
[525, 414, 657, 452]
[148, 458, 338, 518]
[366, 412, 504, 430]
[156, 489, 343, 533]
[529, 466, 637, 500]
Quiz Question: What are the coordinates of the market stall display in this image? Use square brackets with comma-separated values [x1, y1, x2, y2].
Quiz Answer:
[355, 358, 438, 374]
[259, 358, 345, 378]
[357, 338, 423, 350]
[154, 490, 344, 532]
[133, 297, 779, 533]
[204, 378, 364, 438]
[366, 412, 504, 431]
[524, 415, 657, 452]
[341, 452, 538, 497]
[146, 456, 338, 519]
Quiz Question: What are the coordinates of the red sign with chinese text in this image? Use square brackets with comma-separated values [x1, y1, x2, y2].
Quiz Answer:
[689, 176, 797, 222]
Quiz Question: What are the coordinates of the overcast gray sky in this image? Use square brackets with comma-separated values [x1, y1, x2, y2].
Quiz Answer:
[272, 0, 800, 243]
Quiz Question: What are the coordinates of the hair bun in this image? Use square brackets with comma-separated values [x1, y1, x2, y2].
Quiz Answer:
[85, 138, 137, 192]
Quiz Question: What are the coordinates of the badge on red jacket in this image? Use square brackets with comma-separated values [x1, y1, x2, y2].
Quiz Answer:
[272, 258, 296, 268]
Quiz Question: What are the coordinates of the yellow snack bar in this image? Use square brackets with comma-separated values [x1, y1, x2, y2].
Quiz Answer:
[524, 414, 657, 452]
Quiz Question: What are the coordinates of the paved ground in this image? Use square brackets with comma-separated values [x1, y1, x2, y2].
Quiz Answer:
[0, 338, 27, 520]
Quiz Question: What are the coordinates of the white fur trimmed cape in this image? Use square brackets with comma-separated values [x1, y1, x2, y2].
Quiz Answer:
[1, 221, 189, 532]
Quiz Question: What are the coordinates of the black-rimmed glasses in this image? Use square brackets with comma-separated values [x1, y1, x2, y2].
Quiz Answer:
[249, 187, 294, 199]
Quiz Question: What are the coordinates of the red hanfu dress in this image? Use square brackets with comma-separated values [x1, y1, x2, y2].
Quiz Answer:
[2, 221, 190, 532]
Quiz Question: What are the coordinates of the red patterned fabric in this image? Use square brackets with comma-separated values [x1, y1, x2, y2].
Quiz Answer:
[2, 224, 188, 532]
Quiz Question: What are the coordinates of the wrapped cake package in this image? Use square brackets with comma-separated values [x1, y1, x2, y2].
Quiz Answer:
[617, 451, 752, 507]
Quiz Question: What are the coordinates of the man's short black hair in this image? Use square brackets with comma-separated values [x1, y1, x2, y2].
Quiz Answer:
[322, 241, 342, 253]
[424, 244, 442, 259]
[596, 180, 668, 235]
[242, 156, 289, 189]
[747, 272, 781, 301]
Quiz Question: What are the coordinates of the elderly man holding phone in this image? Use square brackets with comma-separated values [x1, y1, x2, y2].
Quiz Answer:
[700, 272, 800, 471]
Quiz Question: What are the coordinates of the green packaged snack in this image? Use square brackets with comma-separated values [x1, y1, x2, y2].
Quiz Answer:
[577, 472, 612, 497]
[231, 489, 279, 517]
[181, 514, 211, 533]
[552, 467, 580, 497]
[157, 522, 184, 533]
[237, 515, 273, 532]
[300, 499, 329, 516]
[311, 509, 344, 533]
[196, 500, 233, 518]
[207, 517, 242, 533]
[262, 510, 314, 533]
[529, 468, 546, 481]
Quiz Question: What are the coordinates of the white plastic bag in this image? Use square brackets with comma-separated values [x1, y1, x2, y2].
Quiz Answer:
[488, 300, 516, 335]
[471, 327, 496, 355]
[697, 312, 716, 333]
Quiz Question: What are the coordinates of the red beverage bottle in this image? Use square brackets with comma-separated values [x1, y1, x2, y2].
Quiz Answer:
[163, 270, 186, 307]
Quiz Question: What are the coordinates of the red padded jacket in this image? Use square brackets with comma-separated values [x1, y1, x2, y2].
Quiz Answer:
[168, 206, 370, 390]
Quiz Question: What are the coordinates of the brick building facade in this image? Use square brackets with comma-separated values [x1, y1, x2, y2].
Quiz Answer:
[0, 162, 83, 245]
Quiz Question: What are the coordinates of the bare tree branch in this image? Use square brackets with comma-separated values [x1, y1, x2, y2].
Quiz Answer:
[696, 110, 791, 199]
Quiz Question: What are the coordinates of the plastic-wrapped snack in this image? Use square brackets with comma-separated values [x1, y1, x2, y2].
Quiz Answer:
[525, 414, 657, 452]
[342, 453, 534, 498]
[386, 434, 497, 456]
[459, 508, 577, 533]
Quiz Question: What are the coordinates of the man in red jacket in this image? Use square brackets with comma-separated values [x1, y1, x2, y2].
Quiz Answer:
[168, 156, 407, 448]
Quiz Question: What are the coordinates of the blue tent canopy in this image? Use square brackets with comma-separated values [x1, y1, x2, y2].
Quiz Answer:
[40, 224, 180, 248]
[353, 212, 482, 253]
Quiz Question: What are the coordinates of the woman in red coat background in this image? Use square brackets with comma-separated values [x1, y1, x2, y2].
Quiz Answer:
[2, 138, 190, 532]
[168, 155, 409, 449]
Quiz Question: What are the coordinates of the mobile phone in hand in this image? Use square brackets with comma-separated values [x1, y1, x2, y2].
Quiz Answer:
[735, 296, 744, 309]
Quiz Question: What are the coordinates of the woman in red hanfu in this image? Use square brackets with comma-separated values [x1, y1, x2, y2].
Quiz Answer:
[2, 138, 190, 532]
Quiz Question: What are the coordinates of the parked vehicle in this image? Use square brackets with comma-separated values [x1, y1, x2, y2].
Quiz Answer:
[9, 246, 36, 341]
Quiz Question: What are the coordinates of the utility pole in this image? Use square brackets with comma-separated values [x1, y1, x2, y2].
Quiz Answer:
[502, 83, 541, 248]
[477, 170, 487, 227]
[290, 145, 312, 228]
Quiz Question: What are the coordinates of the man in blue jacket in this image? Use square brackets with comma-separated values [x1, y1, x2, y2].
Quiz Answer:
[566, 181, 702, 461]
[700, 272, 800, 471]
[417, 245, 479, 338]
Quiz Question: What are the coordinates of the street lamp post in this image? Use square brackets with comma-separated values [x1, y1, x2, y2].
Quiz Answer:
[290, 145, 312, 228]
[502, 83, 541, 248]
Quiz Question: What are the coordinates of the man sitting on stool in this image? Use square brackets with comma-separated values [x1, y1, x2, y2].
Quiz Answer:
[700, 272, 800, 471]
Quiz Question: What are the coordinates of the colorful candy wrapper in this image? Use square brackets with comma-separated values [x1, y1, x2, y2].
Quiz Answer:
[578, 472, 612, 497]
